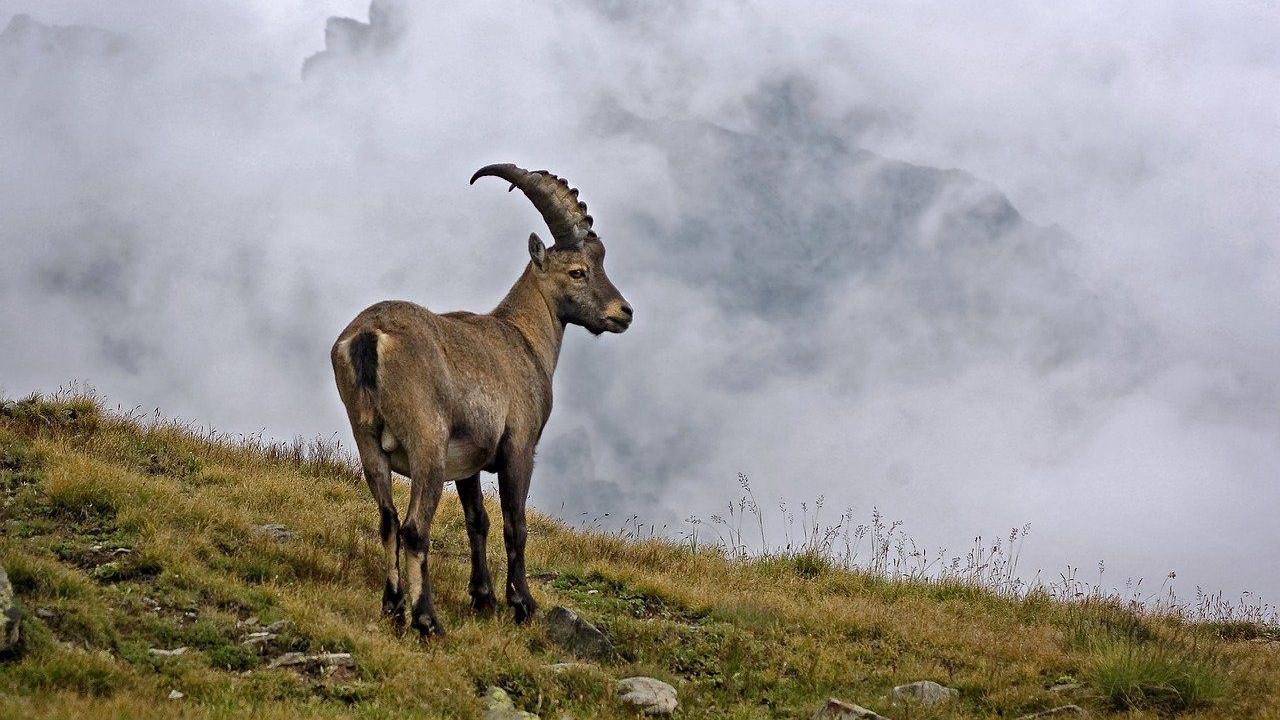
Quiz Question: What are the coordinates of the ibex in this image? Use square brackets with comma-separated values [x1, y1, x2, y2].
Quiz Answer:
[331, 164, 632, 636]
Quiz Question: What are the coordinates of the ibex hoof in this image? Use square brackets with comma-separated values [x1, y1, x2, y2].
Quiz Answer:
[510, 596, 537, 625]
[382, 584, 405, 620]
[471, 588, 497, 614]
[411, 614, 445, 638]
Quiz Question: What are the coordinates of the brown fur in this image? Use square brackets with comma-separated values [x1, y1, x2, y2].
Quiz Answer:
[331, 169, 631, 636]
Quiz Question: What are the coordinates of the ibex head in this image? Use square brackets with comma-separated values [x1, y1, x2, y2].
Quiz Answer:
[471, 164, 633, 335]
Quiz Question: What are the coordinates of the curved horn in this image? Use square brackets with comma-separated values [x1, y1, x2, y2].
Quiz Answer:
[470, 163, 595, 249]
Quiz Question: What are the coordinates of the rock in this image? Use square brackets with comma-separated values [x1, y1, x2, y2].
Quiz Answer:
[255, 524, 295, 540]
[1, 568, 20, 654]
[481, 686, 539, 720]
[546, 661, 594, 673]
[34, 607, 55, 620]
[241, 632, 277, 646]
[267, 651, 355, 670]
[811, 698, 890, 720]
[615, 677, 678, 716]
[544, 606, 617, 662]
[264, 619, 288, 633]
[167, 689, 184, 700]
[1016, 705, 1087, 719]
[889, 680, 958, 706]
[267, 652, 307, 668]
[148, 646, 188, 657]
[313, 652, 355, 668]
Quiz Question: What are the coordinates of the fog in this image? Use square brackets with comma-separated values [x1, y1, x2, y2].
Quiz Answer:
[1, 1, 1276, 603]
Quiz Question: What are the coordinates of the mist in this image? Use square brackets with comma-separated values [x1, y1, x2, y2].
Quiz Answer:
[1, 1, 1277, 604]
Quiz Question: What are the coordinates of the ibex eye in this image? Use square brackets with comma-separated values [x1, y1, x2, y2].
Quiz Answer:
[568, 269, 586, 279]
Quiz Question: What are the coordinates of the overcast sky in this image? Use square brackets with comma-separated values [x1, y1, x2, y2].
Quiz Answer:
[1, 1, 1277, 605]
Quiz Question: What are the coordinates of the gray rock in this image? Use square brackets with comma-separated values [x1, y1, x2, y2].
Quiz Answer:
[267, 651, 354, 670]
[1, 568, 20, 654]
[313, 652, 355, 668]
[616, 677, 678, 716]
[1016, 705, 1087, 719]
[268, 652, 307, 668]
[544, 606, 617, 662]
[148, 646, 188, 657]
[481, 686, 539, 720]
[255, 524, 295, 540]
[889, 680, 958, 706]
[167, 689, 184, 700]
[264, 619, 288, 633]
[546, 661, 595, 673]
[811, 698, 890, 720]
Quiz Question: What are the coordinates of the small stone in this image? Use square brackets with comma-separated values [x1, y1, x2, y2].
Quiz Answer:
[268, 652, 307, 668]
[313, 652, 355, 668]
[255, 524, 295, 540]
[241, 632, 277, 646]
[546, 661, 594, 673]
[889, 680, 959, 706]
[1, 568, 21, 654]
[35, 607, 55, 620]
[615, 677, 677, 716]
[481, 686, 539, 719]
[811, 698, 889, 720]
[264, 619, 288, 633]
[167, 690, 184, 700]
[544, 606, 617, 662]
[1016, 705, 1088, 719]
[237, 615, 260, 628]
[148, 646, 188, 657]
[267, 651, 355, 670]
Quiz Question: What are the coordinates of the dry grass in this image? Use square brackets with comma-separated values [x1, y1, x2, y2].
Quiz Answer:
[2, 390, 1279, 718]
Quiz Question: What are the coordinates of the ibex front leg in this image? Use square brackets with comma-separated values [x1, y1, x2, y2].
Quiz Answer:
[498, 447, 537, 624]
[402, 441, 446, 637]
[457, 473, 497, 613]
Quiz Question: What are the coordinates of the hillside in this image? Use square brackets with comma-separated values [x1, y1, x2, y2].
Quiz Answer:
[1, 392, 1278, 719]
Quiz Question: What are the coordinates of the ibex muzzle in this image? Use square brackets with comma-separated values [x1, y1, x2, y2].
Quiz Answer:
[330, 164, 631, 637]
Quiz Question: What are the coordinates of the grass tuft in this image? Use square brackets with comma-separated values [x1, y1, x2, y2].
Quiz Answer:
[1087, 631, 1228, 712]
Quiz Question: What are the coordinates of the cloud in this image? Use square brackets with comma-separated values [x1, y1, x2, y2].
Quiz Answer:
[1, 1, 1277, 602]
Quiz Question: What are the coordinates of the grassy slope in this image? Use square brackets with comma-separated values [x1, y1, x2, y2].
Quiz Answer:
[1, 393, 1278, 719]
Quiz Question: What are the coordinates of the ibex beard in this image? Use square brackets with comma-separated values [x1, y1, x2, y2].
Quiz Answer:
[330, 164, 632, 637]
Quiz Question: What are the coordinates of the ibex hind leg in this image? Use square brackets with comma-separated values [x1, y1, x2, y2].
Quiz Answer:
[352, 432, 404, 624]
[402, 438, 448, 638]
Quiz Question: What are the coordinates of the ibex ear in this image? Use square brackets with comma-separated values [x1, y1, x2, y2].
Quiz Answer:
[528, 232, 547, 269]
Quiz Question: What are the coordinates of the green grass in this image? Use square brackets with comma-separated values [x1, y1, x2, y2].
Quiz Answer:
[0, 391, 1276, 718]
[1088, 631, 1228, 712]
